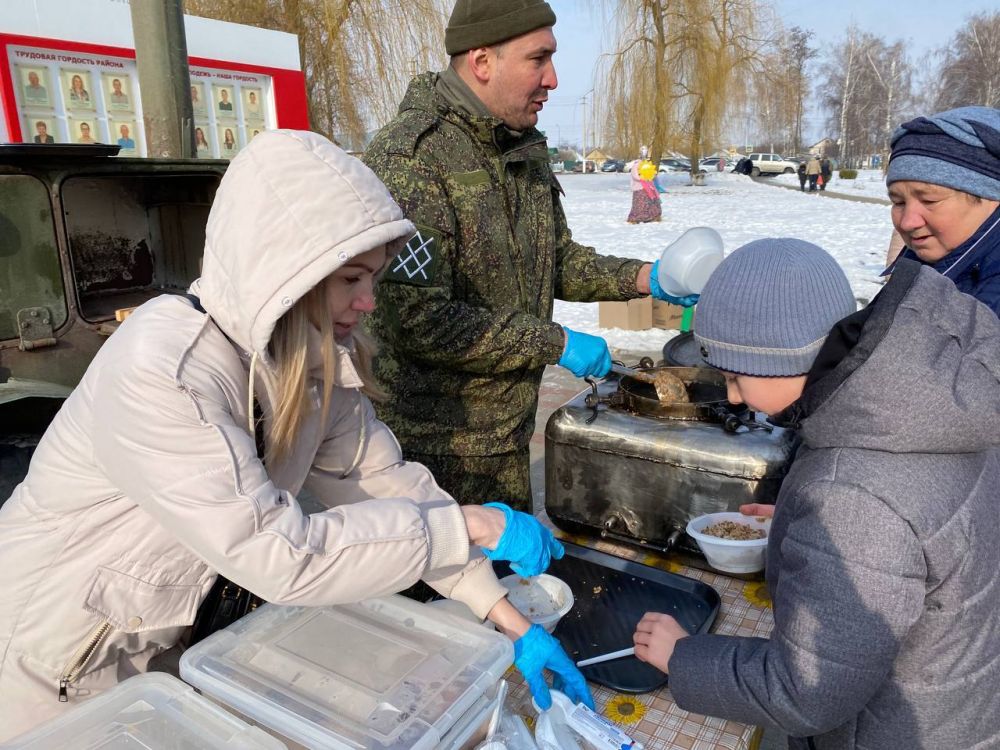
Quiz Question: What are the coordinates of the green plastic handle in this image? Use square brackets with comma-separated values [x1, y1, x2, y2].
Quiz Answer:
[680, 305, 695, 333]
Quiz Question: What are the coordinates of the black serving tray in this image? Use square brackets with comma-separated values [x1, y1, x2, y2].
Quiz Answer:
[494, 541, 720, 694]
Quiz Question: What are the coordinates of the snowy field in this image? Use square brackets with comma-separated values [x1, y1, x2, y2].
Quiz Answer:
[772, 168, 892, 200]
[553, 171, 896, 352]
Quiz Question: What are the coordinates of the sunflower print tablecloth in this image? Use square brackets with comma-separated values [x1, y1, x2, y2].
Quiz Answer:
[502, 525, 775, 750]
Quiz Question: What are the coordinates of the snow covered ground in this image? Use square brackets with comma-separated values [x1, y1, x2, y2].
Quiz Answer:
[553, 171, 896, 352]
[773, 168, 892, 201]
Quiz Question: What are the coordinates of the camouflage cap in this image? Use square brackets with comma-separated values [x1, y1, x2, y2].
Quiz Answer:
[445, 0, 557, 55]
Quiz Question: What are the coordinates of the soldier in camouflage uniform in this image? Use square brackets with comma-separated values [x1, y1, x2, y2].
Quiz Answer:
[365, 0, 691, 512]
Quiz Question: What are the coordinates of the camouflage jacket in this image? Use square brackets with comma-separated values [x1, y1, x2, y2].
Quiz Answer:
[364, 73, 645, 456]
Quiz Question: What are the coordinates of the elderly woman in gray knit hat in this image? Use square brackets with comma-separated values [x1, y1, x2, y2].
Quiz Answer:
[631, 237, 1000, 749]
[883, 105, 1000, 316]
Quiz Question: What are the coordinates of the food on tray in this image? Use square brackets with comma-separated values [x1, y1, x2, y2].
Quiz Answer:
[652, 369, 689, 403]
[701, 520, 766, 540]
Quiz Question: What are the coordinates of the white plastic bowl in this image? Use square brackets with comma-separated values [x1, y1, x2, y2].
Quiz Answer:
[686, 511, 770, 574]
[657, 226, 725, 297]
[500, 573, 574, 633]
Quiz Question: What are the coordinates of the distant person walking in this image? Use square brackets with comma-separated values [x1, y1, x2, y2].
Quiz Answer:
[806, 155, 821, 191]
[820, 157, 833, 191]
[797, 161, 807, 191]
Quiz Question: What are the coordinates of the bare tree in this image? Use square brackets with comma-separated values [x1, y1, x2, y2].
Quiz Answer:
[933, 11, 1000, 110]
[746, 26, 815, 155]
[185, 0, 449, 145]
[595, 0, 770, 179]
[819, 28, 914, 167]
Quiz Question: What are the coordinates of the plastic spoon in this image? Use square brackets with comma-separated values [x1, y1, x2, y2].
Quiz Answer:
[575, 646, 635, 668]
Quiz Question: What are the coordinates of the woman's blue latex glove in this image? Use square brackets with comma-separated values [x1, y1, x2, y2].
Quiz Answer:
[558, 327, 612, 378]
[515, 624, 595, 711]
[482, 502, 564, 577]
[649, 260, 700, 307]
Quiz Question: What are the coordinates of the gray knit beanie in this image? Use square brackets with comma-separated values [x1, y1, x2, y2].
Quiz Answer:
[694, 238, 857, 376]
[886, 106, 1000, 200]
[446, 0, 557, 55]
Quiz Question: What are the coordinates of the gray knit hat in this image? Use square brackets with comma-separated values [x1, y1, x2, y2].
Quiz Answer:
[886, 106, 1000, 200]
[445, 0, 557, 55]
[694, 239, 857, 376]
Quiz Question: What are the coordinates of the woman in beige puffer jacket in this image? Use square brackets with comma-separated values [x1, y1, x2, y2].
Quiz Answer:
[0, 131, 573, 739]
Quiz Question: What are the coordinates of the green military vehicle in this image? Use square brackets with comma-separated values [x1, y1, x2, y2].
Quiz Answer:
[0, 144, 226, 500]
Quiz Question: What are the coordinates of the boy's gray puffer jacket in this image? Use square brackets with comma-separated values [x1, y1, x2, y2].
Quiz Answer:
[671, 261, 1000, 749]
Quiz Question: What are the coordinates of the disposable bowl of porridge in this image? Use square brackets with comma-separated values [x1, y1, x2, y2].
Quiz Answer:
[500, 573, 574, 633]
[686, 511, 770, 574]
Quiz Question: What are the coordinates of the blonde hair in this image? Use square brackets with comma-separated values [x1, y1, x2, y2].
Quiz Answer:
[266, 284, 384, 465]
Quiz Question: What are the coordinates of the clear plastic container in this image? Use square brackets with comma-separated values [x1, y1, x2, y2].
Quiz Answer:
[3, 672, 284, 749]
[686, 511, 770, 573]
[179, 595, 514, 750]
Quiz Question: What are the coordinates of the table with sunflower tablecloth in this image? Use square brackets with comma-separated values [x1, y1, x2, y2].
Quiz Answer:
[503, 526, 775, 750]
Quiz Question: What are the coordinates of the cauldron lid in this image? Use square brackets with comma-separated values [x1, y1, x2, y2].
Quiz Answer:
[662, 332, 702, 368]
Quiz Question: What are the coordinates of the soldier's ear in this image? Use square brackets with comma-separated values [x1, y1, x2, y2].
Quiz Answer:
[466, 47, 494, 85]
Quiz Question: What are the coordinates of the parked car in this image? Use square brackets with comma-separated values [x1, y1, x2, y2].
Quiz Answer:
[658, 158, 691, 173]
[746, 153, 798, 176]
[600, 159, 625, 173]
[572, 159, 596, 173]
[0, 143, 226, 500]
[699, 156, 727, 171]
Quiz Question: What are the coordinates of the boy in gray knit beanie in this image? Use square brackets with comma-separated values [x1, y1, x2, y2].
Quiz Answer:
[634, 238, 1000, 747]
[694, 237, 856, 415]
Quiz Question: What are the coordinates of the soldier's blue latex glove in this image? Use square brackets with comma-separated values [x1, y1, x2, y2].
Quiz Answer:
[649, 260, 700, 307]
[515, 624, 595, 711]
[558, 327, 612, 378]
[482, 502, 564, 577]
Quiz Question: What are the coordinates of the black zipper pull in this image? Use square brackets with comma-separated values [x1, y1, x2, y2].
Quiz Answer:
[58, 678, 69, 702]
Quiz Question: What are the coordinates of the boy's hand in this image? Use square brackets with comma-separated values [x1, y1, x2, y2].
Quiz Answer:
[740, 503, 775, 519]
[633, 612, 689, 674]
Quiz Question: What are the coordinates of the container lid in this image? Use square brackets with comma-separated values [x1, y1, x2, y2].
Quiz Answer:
[180, 595, 513, 750]
[4, 672, 285, 749]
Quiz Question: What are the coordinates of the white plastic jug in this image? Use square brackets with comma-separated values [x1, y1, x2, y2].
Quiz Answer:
[657, 226, 725, 297]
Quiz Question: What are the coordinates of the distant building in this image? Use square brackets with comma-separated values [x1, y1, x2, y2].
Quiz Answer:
[810, 138, 839, 158]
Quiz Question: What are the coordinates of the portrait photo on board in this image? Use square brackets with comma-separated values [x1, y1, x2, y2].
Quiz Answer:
[104, 74, 133, 111]
[194, 124, 213, 158]
[213, 84, 236, 117]
[216, 124, 240, 158]
[18, 66, 51, 108]
[68, 117, 100, 144]
[242, 87, 264, 120]
[24, 116, 58, 144]
[112, 119, 138, 155]
[190, 81, 207, 114]
[62, 70, 95, 110]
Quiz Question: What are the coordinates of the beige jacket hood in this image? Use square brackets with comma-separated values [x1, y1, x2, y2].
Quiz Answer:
[198, 130, 414, 361]
[0, 132, 508, 741]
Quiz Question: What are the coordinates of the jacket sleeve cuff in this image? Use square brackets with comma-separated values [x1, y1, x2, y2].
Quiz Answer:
[542, 321, 567, 365]
[618, 258, 647, 297]
[423, 501, 470, 571]
[669, 634, 771, 724]
[442, 552, 508, 620]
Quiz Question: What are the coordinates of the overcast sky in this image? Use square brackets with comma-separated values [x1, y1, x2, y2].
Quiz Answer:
[537, 0, 998, 149]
